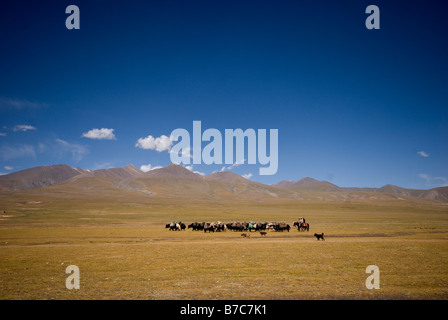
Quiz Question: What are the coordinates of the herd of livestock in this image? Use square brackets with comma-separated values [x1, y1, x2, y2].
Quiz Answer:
[165, 219, 310, 233]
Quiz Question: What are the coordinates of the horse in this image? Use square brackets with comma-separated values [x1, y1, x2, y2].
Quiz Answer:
[293, 221, 310, 232]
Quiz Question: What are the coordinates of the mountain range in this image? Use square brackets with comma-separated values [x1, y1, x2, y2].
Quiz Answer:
[1, 163, 447, 202]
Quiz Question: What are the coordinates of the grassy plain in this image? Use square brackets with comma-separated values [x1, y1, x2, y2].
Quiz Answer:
[0, 190, 447, 299]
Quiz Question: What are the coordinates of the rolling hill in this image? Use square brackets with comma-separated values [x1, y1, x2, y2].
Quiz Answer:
[273, 177, 341, 192]
[90, 164, 144, 179]
[0, 164, 87, 191]
[274, 177, 448, 202]
[0, 163, 447, 202]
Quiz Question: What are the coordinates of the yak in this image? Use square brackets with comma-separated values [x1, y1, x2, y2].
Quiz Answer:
[166, 222, 181, 231]
[275, 223, 290, 232]
[188, 222, 205, 231]
[203, 223, 216, 233]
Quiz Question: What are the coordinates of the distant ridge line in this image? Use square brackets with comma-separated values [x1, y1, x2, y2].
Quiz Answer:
[0, 163, 447, 202]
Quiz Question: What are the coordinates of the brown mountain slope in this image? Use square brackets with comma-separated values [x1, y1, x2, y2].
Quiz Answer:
[0, 164, 85, 191]
[274, 178, 448, 202]
[273, 177, 341, 192]
[144, 163, 203, 180]
[1, 163, 447, 202]
[378, 184, 448, 202]
[420, 187, 448, 201]
[115, 165, 291, 200]
[92, 164, 144, 179]
[205, 171, 249, 184]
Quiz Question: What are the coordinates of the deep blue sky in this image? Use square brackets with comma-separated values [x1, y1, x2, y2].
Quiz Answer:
[0, 0, 447, 189]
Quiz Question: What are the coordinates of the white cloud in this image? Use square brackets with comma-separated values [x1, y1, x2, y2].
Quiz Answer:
[0, 97, 49, 110]
[91, 162, 114, 170]
[184, 164, 205, 176]
[0, 133, 7, 137]
[55, 138, 88, 162]
[4, 166, 13, 170]
[135, 134, 172, 152]
[0, 145, 35, 160]
[418, 173, 448, 188]
[242, 173, 253, 180]
[170, 146, 194, 159]
[417, 151, 429, 157]
[433, 177, 448, 186]
[140, 164, 163, 172]
[227, 159, 245, 171]
[82, 128, 116, 140]
[13, 125, 36, 132]
[220, 159, 246, 172]
[37, 143, 47, 153]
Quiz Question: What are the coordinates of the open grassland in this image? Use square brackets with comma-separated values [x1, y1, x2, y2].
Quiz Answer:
[0, 192, 447, 299]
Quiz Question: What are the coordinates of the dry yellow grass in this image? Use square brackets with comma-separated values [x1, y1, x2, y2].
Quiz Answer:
[1, 192, 447, 299]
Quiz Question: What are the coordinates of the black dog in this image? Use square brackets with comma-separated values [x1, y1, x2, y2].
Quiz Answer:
[314, 233, 325, 241]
